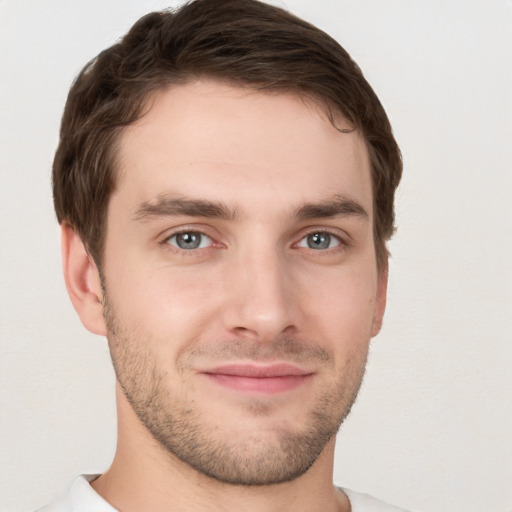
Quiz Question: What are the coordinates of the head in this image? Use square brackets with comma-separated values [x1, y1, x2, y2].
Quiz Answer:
[53, 0, 401, 273]
[56, 0, 402, 488]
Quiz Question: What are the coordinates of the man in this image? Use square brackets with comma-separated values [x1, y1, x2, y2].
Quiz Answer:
[39, 0, 405, 510]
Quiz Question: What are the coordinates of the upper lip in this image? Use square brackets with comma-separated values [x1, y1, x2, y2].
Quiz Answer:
[202, 363, 313, 378]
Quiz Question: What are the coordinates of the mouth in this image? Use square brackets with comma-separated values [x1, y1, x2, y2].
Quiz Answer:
[201, 363, 314, 394]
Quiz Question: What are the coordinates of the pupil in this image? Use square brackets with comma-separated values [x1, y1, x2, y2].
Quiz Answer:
[308, 233, 330, 250]
[178, 232, 200, 249]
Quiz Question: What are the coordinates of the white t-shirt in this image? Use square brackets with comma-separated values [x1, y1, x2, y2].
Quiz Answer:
[35, 474, 411, 512]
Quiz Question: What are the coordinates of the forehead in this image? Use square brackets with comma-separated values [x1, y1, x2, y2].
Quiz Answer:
[113, 80, 372, 217]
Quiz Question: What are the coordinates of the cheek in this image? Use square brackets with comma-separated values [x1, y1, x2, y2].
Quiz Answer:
[106, 261, 223, 339]
[303, 267, 378, 348]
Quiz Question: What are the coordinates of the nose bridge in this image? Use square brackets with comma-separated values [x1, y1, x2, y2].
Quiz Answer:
[223, 236, 298, 340]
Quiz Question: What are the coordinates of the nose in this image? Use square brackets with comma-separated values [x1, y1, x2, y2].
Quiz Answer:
[221, 246, 301, 343]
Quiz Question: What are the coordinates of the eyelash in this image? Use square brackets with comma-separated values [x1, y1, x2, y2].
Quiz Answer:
[160, 227, 347, 255]
[161, 229, 217, 253]
[295, 230, 345, 251]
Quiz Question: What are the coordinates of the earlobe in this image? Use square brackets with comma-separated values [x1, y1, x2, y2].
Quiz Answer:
[371, 266, 388, 337]
[61, 224, 107, 336]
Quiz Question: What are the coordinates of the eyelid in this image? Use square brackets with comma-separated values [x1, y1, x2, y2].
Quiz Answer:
[294, 226, 348, 246]
[297, 232, 342, 249]
[156, 224, 350, 253]
[157, 223, 213, 241]
[158, 225, 222, 251]
[166, 231, 213, 249]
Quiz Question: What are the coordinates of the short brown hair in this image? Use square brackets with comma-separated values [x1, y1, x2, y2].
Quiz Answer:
[53, 0, 402, 269]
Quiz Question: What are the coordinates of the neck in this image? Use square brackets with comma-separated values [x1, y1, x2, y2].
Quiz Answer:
[91, 387, 349, 512]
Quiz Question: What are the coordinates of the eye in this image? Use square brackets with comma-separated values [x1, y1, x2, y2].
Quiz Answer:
[166, 231, 213, 250]
[297, 232, 341, 250]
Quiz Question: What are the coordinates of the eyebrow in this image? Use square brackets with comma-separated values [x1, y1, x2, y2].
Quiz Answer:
[133, 196, 240, 222]
[294, 194, 369, 221]
[132, 193, 368, 224]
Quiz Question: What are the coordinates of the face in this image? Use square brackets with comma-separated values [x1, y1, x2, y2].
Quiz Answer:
[99, 80, 386, 485]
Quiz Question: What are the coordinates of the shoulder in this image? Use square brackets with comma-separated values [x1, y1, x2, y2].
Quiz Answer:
[342, 487, 414, 512]
[33, 475, 117, 512]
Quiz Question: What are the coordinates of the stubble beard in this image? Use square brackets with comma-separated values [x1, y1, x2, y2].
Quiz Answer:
[103, 296, 368, 486]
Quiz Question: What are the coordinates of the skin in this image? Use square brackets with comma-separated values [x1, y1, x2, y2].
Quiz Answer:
[62, 80, 387, 512]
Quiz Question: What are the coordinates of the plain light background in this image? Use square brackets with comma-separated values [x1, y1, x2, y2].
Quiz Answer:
[1, 1, 511, 511]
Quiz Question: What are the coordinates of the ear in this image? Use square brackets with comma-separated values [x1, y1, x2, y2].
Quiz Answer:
[371, 264, 388, 337]
[61, 223, 107, 336]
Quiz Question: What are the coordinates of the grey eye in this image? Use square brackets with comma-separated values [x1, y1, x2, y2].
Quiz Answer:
[298, 232, 341, 250]
[167, 231, 212, 250]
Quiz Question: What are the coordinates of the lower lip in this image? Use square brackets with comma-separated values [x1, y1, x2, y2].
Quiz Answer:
[204, 373, 312, 394]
